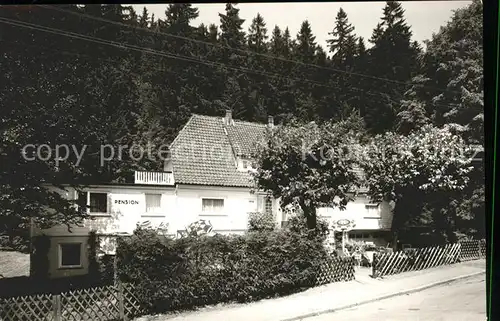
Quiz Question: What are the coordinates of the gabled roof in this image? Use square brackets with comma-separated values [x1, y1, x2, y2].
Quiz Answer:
[225, 119, 268, 157]
[169, 113, 369, 192]
[170, 114, 267, 187]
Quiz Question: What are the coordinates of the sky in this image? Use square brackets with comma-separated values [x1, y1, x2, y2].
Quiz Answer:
[130, 2, 472, 50]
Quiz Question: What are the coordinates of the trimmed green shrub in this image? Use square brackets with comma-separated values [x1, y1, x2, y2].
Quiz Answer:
[248, 211, 276, 232]
[0, 234, 30, 253]
[286, 214, 330, 240]
[186, 219, 213, 236]
[116, 226, 328, 313]
[96, 254, 115, 283]
[30, 235, 50, 279]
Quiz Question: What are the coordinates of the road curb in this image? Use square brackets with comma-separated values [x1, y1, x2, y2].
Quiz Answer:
[281, 270, 485, 321]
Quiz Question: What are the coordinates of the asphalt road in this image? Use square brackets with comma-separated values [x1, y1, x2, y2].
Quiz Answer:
[301, 274, 486, 321]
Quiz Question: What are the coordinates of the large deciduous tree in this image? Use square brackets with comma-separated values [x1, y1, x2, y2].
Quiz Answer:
[252, 117, 362, 231]
[397, 0, 483, 145]
[359, 125, 475, 246]
[0, 6, 90, 240]
[393, 0, 484, 242]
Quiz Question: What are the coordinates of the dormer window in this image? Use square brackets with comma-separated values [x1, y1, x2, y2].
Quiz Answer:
[238, 158, 255, 172]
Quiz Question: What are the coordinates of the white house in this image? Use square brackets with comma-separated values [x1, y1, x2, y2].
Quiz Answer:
[163, 110, 393, 243]
[33, 110, 394, 278]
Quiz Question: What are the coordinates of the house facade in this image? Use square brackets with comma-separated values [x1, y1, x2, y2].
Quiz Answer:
[33, 110, 393, 278]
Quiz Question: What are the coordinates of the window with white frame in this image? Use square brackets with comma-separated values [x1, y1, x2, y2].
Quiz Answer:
[58, 243, 82, 268]
[264, 197, 272, 214]
[90, 193, 107, 213]
[145, 194, 162, 214]
[202, 198, 224, 214]
[77, 192, 108, 214]
[365, 203, 380, 218]
[239, 158, 256, 171]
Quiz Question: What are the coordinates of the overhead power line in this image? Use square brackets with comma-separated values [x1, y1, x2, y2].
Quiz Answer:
[39, 4, 463, 96]
[2, 37, 402, 109]
[0, 16, 463, 111]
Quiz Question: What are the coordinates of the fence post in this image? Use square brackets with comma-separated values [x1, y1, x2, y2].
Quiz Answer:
[371, 253, 377, 278]
[351, 257, 356, 280]
[52, 294, 61, 321]
[114, 253, 118, 285]
[478, 240, 482, 259]
[118, 282, 126, 321]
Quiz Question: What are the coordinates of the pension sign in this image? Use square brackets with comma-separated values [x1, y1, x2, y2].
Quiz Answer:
[114, 200, 139, 205]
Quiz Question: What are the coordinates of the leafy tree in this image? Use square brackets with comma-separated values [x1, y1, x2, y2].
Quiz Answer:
[396, 89, 431, 135]
[252, 117, 362, 230]
[393, 1, 484, 244]
[454, 160, 484, 239]
[0, 2, 483, 250]
[0, 8, 92, 239]
[359, 125, 475, 246]
[399, 0, 483, 145]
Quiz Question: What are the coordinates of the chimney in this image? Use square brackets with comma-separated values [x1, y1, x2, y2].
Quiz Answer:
[225, 110, 232, 125]
[267, 115, 274, 129]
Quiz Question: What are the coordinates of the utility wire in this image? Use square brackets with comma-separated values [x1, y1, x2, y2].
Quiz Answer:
[0, 16, 462, 111]
[2, 34, 400, 111]
[0, 17, 404, 105]
[39, 4, 463, 96]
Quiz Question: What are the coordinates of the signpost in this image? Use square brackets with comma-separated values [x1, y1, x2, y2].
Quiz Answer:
[331, 219, 356, 254]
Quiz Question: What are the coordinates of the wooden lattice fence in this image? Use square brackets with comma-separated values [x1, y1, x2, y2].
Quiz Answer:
[315, 256, 355, 286]
[0, 283, 144, 321]
[458, 239, 486, 261]
[372, 239, 486, 278]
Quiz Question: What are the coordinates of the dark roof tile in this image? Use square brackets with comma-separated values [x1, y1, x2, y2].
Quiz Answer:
[170, 114, 264, 187]
[170, 114, 368, 191]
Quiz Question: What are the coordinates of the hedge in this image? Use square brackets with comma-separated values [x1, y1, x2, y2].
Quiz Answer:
[116, 224, 329, 313]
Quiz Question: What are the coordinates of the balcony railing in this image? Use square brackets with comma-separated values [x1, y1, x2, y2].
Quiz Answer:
[134, 171, 174, 185]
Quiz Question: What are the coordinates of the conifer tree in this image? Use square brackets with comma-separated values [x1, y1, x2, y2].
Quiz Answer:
[327, 8, 357, 69]
[364, 1, 421, 134]
[248, 13, 268, 53]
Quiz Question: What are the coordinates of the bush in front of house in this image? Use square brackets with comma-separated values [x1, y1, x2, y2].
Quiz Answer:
[248, 211, 276, 232]
[0, 234, 30, 253]
[285, 214, 330, 239]
[116, 225, 328, 313]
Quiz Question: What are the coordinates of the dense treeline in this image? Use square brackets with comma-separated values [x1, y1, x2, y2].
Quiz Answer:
[0, 2, 483, 239]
